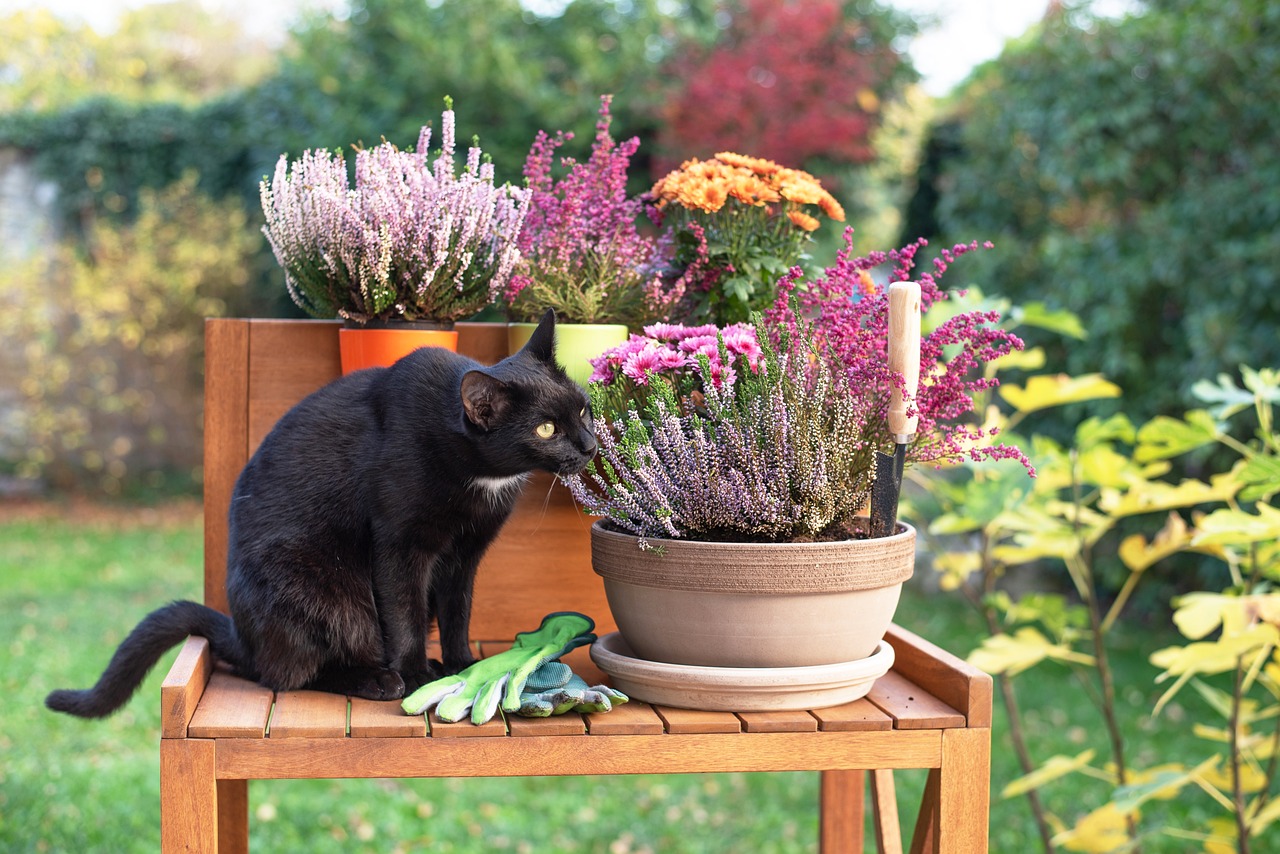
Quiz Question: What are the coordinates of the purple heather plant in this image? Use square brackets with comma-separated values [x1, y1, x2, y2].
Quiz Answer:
[566, 315, 877, 545]
[503, 95, 691, 327]
[260, 98, 530, 324]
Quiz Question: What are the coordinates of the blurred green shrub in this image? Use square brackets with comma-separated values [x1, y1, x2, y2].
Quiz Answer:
[906, 0, 1280, 423]
[1, 173, 257, 493]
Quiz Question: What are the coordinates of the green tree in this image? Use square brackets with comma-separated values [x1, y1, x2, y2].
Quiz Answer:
[910, 0, 1280, 423]
[269, 0, 721, 183]
[0, 4, 275, 111]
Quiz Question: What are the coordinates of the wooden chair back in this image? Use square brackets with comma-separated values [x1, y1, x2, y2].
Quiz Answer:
[202, 318, 616, 640]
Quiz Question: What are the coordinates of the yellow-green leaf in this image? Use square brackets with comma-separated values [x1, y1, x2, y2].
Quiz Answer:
[1052, 803, 1137, 853]
[1249, 787, 1280, 835]
[1134, 410, 1220, 462]
[989, 346, 1047, 372]
[968, 627, 1095, 676]
[931, 551, 982, 592]
[1193, 503, 1280, 547]
[999, 373, 1122, 415]
[1002, 750, 1096, 798]
[1171, 593, 1237, 640]
[1097, 473, 1240, 518]
[1113, 758, 1218, 811]
[1118, 512, 1193, 573]
[1151, 624, 1279, 679]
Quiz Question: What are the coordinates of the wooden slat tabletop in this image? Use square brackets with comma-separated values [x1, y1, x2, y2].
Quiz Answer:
[178, 646, 967, 741]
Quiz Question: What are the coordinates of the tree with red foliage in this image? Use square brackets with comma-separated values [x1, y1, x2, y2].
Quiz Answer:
[654, 0, 913, 174]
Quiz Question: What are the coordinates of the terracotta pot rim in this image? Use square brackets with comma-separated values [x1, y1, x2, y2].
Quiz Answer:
[342, 318, 456, 331]
[590, 518, 915, 595]
[507, 321, 629, 331]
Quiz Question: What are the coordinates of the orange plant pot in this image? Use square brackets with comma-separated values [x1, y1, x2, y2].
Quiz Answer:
[338, 323, 458, 374]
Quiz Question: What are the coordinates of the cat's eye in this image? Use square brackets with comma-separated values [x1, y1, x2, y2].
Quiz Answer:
[535, 421, 556, 439]
[580, 408, 587, 418]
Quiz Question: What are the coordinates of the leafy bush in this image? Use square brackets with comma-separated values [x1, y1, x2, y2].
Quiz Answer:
[0, 174, 259, 493]
[911, 0, 1280, 422]
[914, 323, 1280, 851]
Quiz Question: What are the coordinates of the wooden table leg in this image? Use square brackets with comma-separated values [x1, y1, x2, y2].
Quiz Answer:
[217, 779, 249, 854]
[821, 769, 866, 854]
[161, 740, 218, 853]
[871, 769, 904, 854]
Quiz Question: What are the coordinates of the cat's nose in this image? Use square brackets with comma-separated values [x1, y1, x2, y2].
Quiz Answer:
[579, 428, 598, 458]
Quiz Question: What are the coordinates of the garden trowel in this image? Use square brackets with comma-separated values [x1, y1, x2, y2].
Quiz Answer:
[869, 281, 922, 539]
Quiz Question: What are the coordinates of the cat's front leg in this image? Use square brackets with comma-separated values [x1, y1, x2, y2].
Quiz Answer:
[371, 545, 442, 689]
[432, 532, 501, 675]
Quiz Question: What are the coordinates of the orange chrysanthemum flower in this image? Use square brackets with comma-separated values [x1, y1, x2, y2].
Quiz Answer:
[715, 151, 783, 177]
[787, 210, 821, 232]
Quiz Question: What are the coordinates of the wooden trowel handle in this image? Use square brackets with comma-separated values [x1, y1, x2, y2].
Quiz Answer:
[887, 281, 922, 439]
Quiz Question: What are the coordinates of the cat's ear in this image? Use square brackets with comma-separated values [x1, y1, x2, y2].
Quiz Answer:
[460, 371, 511, 431]
[521, 308, 557, 364]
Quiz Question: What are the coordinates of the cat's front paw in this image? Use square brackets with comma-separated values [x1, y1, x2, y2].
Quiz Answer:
[400, 661, 445, 694]
[352, 669, 406, 701]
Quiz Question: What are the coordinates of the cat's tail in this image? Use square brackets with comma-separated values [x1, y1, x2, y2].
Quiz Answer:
[45, 600, 244, 719]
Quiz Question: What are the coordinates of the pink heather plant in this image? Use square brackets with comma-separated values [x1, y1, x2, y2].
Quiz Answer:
[572, 231, 1033, 543]
[766, 229, 1034, 472]
[503, 95, 694, 327]
[260, 98, 530, 324]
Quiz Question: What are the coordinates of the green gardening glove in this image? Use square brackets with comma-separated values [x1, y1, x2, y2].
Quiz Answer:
[516, 660, 629, 717]
[401, 612, 596, 724]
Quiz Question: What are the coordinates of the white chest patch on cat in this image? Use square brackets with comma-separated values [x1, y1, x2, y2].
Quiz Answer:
[469, 474, 529, 508]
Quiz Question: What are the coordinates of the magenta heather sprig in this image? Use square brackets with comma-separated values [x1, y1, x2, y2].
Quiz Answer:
[503, 95, 687, 326]
[260, 99, 530, 324]
[766, 229, 1034, 473]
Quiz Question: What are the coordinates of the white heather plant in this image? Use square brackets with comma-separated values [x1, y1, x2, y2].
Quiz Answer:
[259, 97, 530, 324]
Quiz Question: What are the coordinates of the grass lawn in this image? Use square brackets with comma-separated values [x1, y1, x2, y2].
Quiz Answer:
[0, 501, 1227, 852]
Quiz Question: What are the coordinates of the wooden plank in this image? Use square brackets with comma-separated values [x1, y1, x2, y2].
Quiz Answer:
[350, 698, 426, 738]
[161, 637, 214, 738]
[871, 769, 904, 854]
[820, 769, 865, 854]
[456, 322, 509, 365]
[471, 472, 614, 640]
[885, 623, 993, 728]
[584, 701, 665, 735]
[269, 690, 348, 739]
[506, 712, 587, 737]
[160, 739, 218, 853]
[203, 319, 249, 613]
[935, 727, 990, 853]
[811, 698, 894, 732]
[737, 710, 818, 733]
[909, 768, 940, 854]
[653, 706, 742, 734]
[216, 729, 944, 779]
[188, 672, 273, 738]
[216, 779, 249, 854]
[867, 671, 965, 731]
[427, 711, 508, 738]
[246, 320, 342, 453]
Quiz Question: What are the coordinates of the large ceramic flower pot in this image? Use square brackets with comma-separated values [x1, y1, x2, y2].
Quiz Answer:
[507, 322, 628, 386]
[339, 320, 458, 374]
[590, 520, 915, 668]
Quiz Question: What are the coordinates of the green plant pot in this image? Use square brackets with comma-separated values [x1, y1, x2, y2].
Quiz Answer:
[507, 322, 629, 386]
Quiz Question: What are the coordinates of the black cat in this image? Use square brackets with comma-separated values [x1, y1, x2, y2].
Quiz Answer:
[47, 309, 597, 717]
